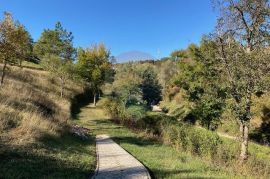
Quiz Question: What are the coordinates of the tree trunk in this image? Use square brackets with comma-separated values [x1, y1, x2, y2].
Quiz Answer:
[0, 61, 7, 86]
[93, 93, 96, 106]
[240, 121, 249, 162]
[60, 78, 64, 98]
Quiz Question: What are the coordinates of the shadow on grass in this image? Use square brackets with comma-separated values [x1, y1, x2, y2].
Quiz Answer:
[70, 88, 94, 120]
[151, 168, 213, 179]
[0, 133, 96, 179]
[112, 136, 157, 147]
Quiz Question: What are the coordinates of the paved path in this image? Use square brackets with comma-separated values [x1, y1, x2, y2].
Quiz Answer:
[92, 135, 151, 179]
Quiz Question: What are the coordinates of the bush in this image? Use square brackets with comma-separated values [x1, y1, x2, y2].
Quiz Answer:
[126, 105, 147, 121]
[162, 122, 222, 158]
[137, 112, 176, 135]
[103, 98, 126, 120]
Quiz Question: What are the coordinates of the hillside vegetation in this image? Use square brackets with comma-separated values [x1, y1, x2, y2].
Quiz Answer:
[1, 1, 270, 178]
[101, 60, 270, 178]
[0, 65, 96, 178]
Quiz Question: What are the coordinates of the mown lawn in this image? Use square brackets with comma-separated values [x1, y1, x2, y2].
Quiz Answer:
[74, 102, 241, 179]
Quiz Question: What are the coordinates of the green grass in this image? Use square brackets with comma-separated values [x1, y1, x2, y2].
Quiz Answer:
[0, 133, 95, 179]
[74, 101, 242, 179]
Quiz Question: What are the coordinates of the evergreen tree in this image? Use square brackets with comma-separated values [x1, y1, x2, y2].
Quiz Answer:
[140, 67, 162, 106]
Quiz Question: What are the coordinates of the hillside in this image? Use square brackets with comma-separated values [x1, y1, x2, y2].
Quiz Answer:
[0, 64, 95, 178]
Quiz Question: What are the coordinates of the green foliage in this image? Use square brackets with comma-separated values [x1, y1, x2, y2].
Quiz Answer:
[173, 42, 226, 130]
[162, 123, 222, 157]
[103, 97, 126, 120]
[170, 49, 188, 60]
[140, 66, 162, 106]
[0, 12, 33, 85]
[77, 44, 114, 105]
[159, 59, 178, 96]
[33, 22, 76, 97]
[213, 0, 270, 160]
[112, 63, 143, 106]
[138, 112, 175, 135]
[34, 22, 75, 60]
[126, 105, 147, 121]
[41, 54, 75, 97]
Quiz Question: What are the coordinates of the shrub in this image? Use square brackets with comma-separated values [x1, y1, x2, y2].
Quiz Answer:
[103, 98, 126, 120]
[162, 122, 222, 158]
[126, 105, 146, 121]
[137, 112, 176, 135]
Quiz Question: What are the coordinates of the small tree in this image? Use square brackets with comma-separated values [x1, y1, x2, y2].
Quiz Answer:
[42, 54, 74, 98]
[140, 67, 162, 106]
[112, 63, 142, 106]
[0, 12, 32, 86]
[77, 44, 113, 106]
[213, 0, 270, 161]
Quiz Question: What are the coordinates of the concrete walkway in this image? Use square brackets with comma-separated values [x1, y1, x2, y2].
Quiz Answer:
[92, 135, 151, 179]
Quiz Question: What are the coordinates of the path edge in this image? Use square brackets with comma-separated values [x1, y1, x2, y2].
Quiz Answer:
[90, 135, 100, 179]
[114, 138, 152, 179]
[92, 134, 151, 179]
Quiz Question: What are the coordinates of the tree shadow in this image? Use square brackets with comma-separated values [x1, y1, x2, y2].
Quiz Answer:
[250, 106, 270, 145]
[112, 136, 157, 147]
[0, 133, 96, 179]
[89, 119, 123, 131]
[70, 88, 94, 119]
[151, 168, 214, 179]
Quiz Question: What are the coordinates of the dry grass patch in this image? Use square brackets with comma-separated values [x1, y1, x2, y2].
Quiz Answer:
[0, 64, 83, 143]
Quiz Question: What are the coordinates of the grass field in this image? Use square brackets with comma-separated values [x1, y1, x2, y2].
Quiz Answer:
[74, 101, 243, 179]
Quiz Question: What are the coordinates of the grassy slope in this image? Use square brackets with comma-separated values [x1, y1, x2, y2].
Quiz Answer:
[75, 101, 242, 179]
[0, 134, 95, 178]
[0, 64, 95, 179]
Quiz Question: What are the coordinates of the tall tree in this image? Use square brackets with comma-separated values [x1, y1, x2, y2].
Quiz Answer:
[35, 22, 76, 97]
[140, 66, 162, 106]
[174, 42, 225, 129]
[0, 12, 32, 86]
[77, 44, 113, 106]
[34, 22, 75, 61]
[213, 0, 270, 161]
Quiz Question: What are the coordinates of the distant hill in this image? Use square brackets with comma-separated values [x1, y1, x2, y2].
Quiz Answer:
[116, 51, 155, 63]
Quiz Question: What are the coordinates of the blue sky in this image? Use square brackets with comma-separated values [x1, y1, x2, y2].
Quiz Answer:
[0, 0, 217, 58]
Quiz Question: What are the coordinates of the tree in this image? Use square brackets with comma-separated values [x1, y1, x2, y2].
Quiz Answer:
[159, 59, 178, 94]
[77, 44, 113, 106]
[213, 0, 270, 161]
[174, 43, 226, 130]
[34, 22, 76, 97]
[34, 22, 75, 61]
[170, 49, 188, 61]
[41, 54, 74, 98]
[112, 63, 142, 106]
[140, 66, 162, 106]
[0, 12, 32, 86]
